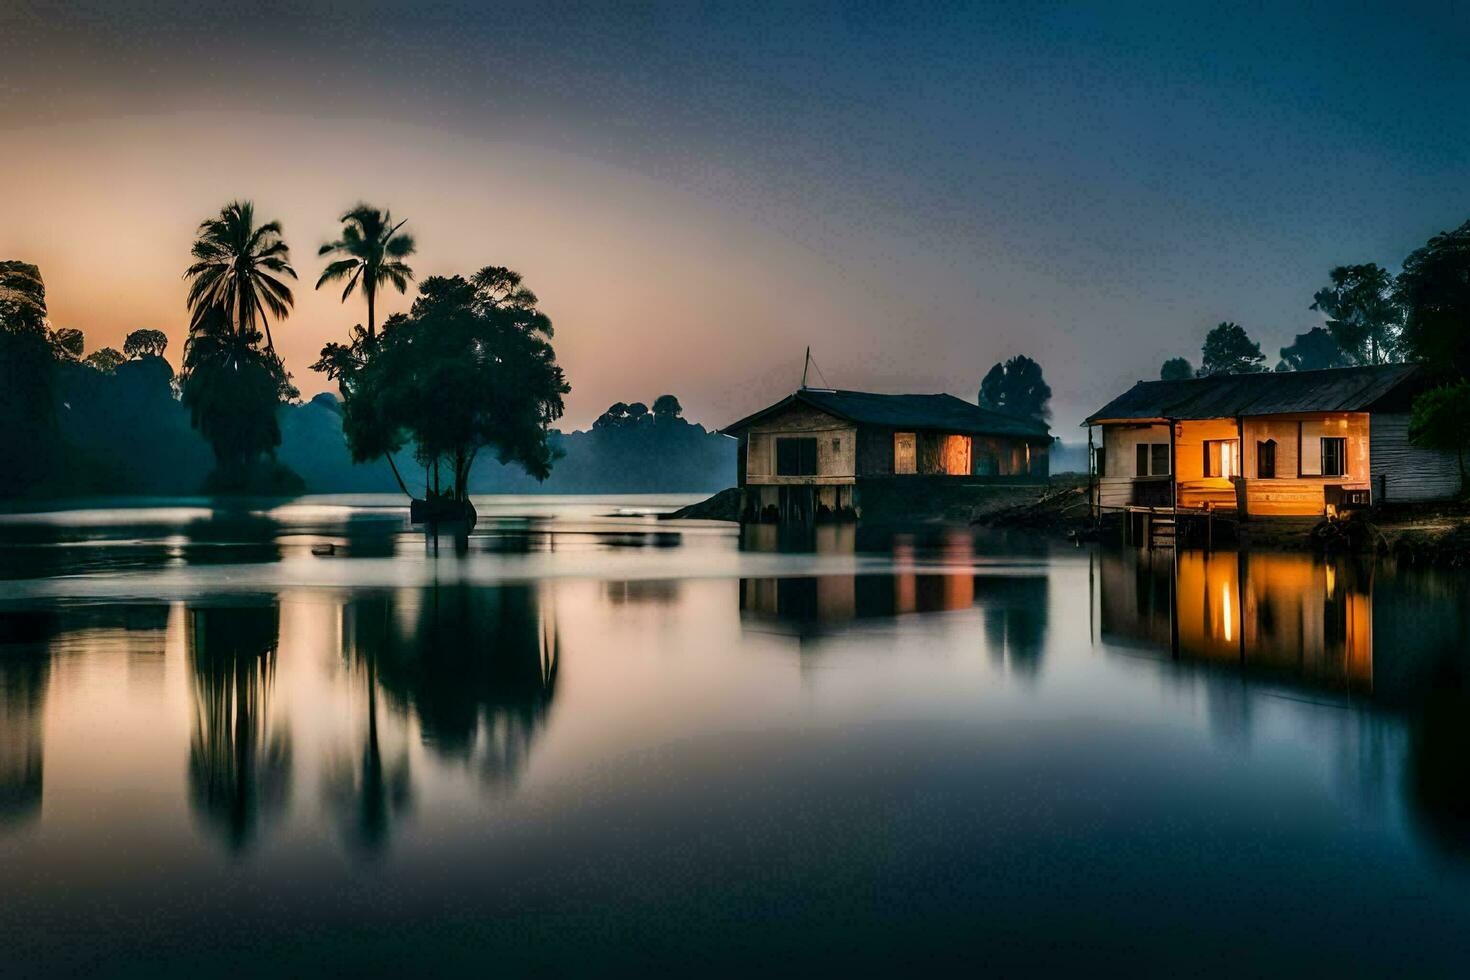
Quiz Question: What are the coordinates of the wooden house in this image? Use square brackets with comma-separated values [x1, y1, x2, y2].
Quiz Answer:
[1084, 364, 1459, 519]
[722, 388, 1051, 522]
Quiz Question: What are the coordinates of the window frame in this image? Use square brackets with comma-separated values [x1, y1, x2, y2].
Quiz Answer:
[1257, 439, 1276, 479]
[1321, 436, 1347, 478]
[775, 436, 818, 477]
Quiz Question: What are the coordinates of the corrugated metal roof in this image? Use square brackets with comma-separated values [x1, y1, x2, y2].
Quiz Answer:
[1084, 364, 1425, 423]
[723, 389, 1051, 439]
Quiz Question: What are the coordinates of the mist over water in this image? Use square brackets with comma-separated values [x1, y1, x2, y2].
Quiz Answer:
[4, 496, 1470, 974]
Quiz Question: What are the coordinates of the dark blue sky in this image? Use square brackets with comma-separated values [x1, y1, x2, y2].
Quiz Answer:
[2, 1, 1467, 429]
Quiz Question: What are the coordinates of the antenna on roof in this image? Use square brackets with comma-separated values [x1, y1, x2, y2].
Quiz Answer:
[799, 347, 835, 392]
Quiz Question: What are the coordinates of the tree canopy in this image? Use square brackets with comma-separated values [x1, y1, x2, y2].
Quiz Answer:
[1311, 263, 1403, 365]
[123, 328, 169, 359]
[184, 200, 297, 352]
[1198, 322, 1265, 376]
[1397, 220, 1470, 379]
[653, 394, 683, 419]
[978, 355, 1051, 421]
[1277, 326, 1349, 372]
[84, 347, 125, 374]
[320, 266, 568, 501]
[1159, 357, 1194, 381]
[316, 204, 416, 341]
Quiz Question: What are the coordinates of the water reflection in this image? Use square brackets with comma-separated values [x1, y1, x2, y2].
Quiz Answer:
[187, 603, 293, 853]
[1097, 548, 1470, 860]
[323, 596, 412, 855]
[1098, 550, 1373, 692]
[0, 613, 53, 830]
[376, 585, 559, 788]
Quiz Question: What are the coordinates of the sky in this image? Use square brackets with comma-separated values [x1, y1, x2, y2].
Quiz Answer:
[2, 1, 1468, 433]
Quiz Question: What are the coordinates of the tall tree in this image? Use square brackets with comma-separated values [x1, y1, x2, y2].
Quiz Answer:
[180, 202, 299, 491]
[0, 260, 59, 493]
[1277, 326, 1349, 372]
[978, 355, 1051, 421]
[1311, 263, 1404, 365]
[183, 200, 296, 352]
[325, 266, 568, 502]
[1159, 357, 1194, 381]
[1198, 322, 1265, 376]
[316, 205, 416, 342]
[83, 347, 125, 373]
[1397, 220, 1470, 380]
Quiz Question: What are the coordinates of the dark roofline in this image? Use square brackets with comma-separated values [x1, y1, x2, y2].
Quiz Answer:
[721, 388, 1051, 439]
[1082, 363, 1426, 425]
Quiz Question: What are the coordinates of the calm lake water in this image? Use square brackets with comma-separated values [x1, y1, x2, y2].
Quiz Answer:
[4, 494, 1470, 975]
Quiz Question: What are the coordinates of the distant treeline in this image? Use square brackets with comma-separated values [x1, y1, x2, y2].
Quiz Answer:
[0, 259, 732, 498]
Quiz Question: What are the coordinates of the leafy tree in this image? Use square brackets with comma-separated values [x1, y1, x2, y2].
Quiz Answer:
[1277, 326, 1349, 372]
[179, 306, 299, 490]
[123, 328, 169, 359]
[1397, 220, 1470, 379]
[1409, 381, 1470, 491]
[49, 327, 84, 361]
[626, 401, 649, 421]
[593, 402, 631, 430]
[329, 267, 568, 501]
[183, 200, 297, 352]
[1198, 322, 1265, 376]
[1159, 357, 1194, 381]
[181, 202, 299, 491]
[0, 260, 59, 492]
[978, 354, 1051, 421]
[653, 394, 683, 419]
[1311, 263, 1403, 365]
[0, 260, 47, 333]
[316, 204, 416, 342]
[84, 347, 125, 373]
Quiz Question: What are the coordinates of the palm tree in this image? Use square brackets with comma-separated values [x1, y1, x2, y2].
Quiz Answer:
[316, 205, 416, 341]
[183, 201, 297, 352]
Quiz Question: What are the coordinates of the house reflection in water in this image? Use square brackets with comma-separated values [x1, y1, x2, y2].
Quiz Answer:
[739, 524, 1046, 661]
[1097, 549, 1374, 694]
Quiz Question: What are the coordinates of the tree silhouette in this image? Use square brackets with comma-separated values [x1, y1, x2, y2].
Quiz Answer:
[1397, 220, 1470, 379]
[122, 328, 168, 360]
[48, 327, 84, 361]
[83, 347, 124, 374]
[653, 394, 683, 419]
[183, 200, 296, 353]
[329, 267, 568, 501]
[1198, 322, 1265, 376]
[1312, 263, 1403, 365]
[316, 204, 416, 343]
[1159, 357, 1194, 381]
[1277, 326, 1349, 372]
[978, 355, 1051, 421]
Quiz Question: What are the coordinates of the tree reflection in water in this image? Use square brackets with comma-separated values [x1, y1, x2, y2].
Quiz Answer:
[0, 612, 55, 832]
[187, 604, 292, 853]
[376, 584, 558, 789]
[323, 596, 411, 855]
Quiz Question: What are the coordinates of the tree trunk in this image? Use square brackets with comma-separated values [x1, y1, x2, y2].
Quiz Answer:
[384, 452, 411, 498]
[366, 284, 376, 343]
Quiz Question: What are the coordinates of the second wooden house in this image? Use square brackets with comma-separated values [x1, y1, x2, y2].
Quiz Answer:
[722, 388, 1052, 522]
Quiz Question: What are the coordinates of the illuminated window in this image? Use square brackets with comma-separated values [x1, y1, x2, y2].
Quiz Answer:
[1203, 439, 1239, 478]
[894, 432, 917, 474]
